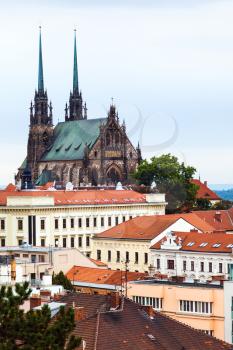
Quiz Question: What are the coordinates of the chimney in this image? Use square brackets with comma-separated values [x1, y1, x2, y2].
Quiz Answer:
[204, 181, 208, 186]
[74, 306, 86, 321]
[215, 211, 222, 222]
[110, 291, 120, 309]
[142, 305, 154, 318]
[30, 297, 41, 310]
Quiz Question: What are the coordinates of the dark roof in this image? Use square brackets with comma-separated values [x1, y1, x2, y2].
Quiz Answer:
[58, 293, 232, 350]
[41, 118, 106, 161]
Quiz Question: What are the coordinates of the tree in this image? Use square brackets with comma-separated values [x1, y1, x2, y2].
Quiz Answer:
[133, 154, 198, 212]
[212, 200, 233, 210]
[52, 271, 74, 291]
[195, 198, 212, 210]
[0, 282, 81, 349]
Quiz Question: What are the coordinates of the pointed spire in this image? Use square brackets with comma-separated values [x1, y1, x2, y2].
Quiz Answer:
[38, 26, 44, 93]
[73, 29, 79, 94]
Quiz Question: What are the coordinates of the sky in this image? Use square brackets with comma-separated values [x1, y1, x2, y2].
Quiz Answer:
[0, 0, 233, 184]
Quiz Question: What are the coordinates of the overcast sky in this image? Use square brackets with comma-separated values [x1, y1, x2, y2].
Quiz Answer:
[0, 0, 233, 184]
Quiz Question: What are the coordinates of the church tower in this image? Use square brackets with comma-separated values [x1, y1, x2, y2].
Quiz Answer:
[65, 30, 86, 121]
[27, 27, 53, 181]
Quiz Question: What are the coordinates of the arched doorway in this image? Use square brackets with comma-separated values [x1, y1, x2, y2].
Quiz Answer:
[106, 166, 122, 185]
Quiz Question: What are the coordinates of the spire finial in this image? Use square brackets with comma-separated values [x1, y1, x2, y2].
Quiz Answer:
[38, 26, 44, 93]
[73, 28, 79, 94]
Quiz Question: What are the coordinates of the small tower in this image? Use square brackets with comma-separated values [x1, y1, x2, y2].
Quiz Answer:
[26, 27, 53, 181]
[65, 30, 85, 121]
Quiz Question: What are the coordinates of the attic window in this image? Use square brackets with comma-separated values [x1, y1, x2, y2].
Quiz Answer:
[227, 244, 233, 248]
[187, 242, 195, 246]
[55, 145, 63, 152]
[74, 143, 82, 150]
[199, 243, 208, 247]
[212, 243, 221, 248]
[65, 144, 72, 151]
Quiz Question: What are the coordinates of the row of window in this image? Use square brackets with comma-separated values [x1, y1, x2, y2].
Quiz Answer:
[97, 250, 148, 265]
[156, 259, 223, 273]
[179, 300, 213, 314]
[132, 296, 163, 310]
[53, 235, 90, 248]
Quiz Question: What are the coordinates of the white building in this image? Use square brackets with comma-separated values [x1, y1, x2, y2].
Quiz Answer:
[150, 230, 233, 281]
[0, 185, 166, 256]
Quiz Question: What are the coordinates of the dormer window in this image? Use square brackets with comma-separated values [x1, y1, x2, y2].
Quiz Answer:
[199, 242, 208, 247]
[187, 242, 195, 247]
[212, 243, 221, 248]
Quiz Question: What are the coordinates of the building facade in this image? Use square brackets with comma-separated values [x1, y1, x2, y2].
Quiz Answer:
[17, 29, 141, 187]
[0, 187, 166, 256]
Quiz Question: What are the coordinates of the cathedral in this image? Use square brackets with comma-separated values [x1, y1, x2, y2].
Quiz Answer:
[17, 29, 141, 187]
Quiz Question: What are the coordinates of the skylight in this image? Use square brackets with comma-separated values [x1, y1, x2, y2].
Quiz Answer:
[212, 243, 221, 248]
[187, 242, 195, 246]
[199, 242, 208, 247]
[227, 244, 233, 248]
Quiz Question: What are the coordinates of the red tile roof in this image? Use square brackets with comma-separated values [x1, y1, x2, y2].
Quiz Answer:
[58, 293, 232, 350]
[66, 266, 146, 286]
[95, 213, 214, 241]
[151, 231, 233, 253]
[191, 179, 221, 200]
[0, 187, 147, 206]
[194, 209, 233, 232]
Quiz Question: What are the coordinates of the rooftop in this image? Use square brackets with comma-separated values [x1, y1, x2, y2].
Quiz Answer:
[194, 209, 233, 232]
[191, 179, 221, 201]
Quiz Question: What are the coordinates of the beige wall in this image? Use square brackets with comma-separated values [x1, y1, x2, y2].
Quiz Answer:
[128, 281, 224, 341]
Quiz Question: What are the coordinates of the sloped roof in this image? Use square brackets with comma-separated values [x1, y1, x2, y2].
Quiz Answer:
[194, 209, 233, 231]
[57, 293, 231, 350]
[66, 266, 146, 286]
[151, 231, 233, 253]
[0, 187, 146, 206]
[191, 179, 221, 200]
[41, 118, 106, 161]
[95, 213, 214, 241]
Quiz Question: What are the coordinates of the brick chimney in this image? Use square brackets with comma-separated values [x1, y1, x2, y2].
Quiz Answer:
[215, 211, 222, 222]
[204, 181, 208, 186]
[110, 291, 120, 309]
[74, 307, 86, 322]
[30, 297, 41, 310]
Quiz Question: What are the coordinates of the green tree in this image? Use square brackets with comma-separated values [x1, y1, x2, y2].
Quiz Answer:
[133, 154, 198, 212]
[0, 282, 81, 349]
[212, 200, 233, 210]
[52, 271, 74, 291]
[195, 198, 212, 210]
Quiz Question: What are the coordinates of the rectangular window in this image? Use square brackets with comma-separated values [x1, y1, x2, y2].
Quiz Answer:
[40, 219, 45, 230]
[135, 252, 139, 264]
[86, 218, 90, 228]
[101, 217, 104, 227]
[157, 258, 160, 269]
[167, 259, 174, 270]
[55, 218, 59, 230]
[18, 239, 23, 246]
[1, 238, 5, 247]
[133, 295, 163, 310]
[54, 238, 59, 247]
[63, 219, 66, 229]
[209, 262, 213, 273]
[129, 216, 133, 220]
[108, 250, 111, 262]
[180, 300, 213, 315]
[97, 249, 101, 261]
[219, 263, 223, 273]
[122, 216, 126, 222]
[31, 255, 36, 263]
[93, 217, 97, 227]
[0, 219, 5, 230]
[108, 217, 112, 226]
[78, 236, 82, 248]
[116, 251, 120, 262]
[39, 255, 45, 263]
[200, 261, 204, 272]
[115, 217, 119, 226]
[191, 261, 194, 272]
[126, 251, 129, 263]
[23, 254, 29, 258]
[41, 238, 45, 247]
[63, 237, 67, 248]
[86, 236, 90, 247]
[144, 253, 148, 265]
[71, 237, 74, 248]
[70, 218, 74, 229]
[183, 260, 187, 271]
[18, 219, 23, 231]
[78, 218, 82, 228]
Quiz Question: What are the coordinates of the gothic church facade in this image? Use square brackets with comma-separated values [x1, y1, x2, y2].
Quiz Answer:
[17, 30, 141, 187]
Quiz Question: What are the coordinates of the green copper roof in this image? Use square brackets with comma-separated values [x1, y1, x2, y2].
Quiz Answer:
[41, 118, 106, 162]
[19, 157, 27, 170]
[35, 170, 54, 186]
[73, 30, 78, 94]
[38, 27, 44, 92]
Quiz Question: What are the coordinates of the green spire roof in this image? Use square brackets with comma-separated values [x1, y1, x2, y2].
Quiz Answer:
[73, 29, 79, 94]
[38, 26, 44, 93]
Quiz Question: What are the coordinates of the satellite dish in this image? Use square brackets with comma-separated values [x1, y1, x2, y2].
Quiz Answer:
[66, 182, 74, 191]
[116, 182, 123, 190]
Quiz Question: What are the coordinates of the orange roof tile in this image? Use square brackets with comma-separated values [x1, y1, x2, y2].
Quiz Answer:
[194, 209, 233, 232]
[151, 231, 233, 253]
[95, 213, 214, 241]
[191, 179, 221, 200]
[66, 266, 146, 286]
[0, 187, 146, 206]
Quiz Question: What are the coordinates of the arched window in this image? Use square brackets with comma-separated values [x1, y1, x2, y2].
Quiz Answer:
[106, 132, 111, 146]
[115, 132, 120, 145]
